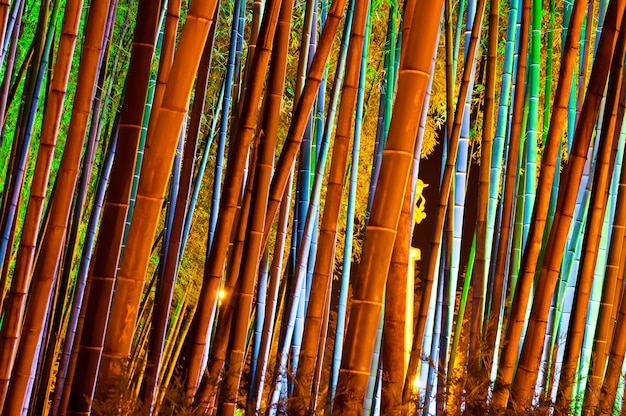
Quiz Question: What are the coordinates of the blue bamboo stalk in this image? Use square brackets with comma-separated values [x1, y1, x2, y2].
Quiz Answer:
[208, 0, 244, 248]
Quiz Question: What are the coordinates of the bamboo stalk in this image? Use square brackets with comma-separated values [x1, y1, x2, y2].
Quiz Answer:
[333, 0, 443, 412]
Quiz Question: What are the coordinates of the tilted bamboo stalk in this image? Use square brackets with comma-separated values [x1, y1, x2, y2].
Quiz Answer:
[332, 0, 443, 412]
[557, 19, 626, 407]
[82, 0, 217, 411]
[0, 0, 83, 397]
[404, 0, 486, 400]
[182, 1, 282, 406]
[140, 9, 218, 411]
[290, 0, 368, 411]
[260, 0, 349, 242]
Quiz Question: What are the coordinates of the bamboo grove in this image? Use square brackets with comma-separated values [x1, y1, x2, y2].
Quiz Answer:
[0, 0, 625, 413]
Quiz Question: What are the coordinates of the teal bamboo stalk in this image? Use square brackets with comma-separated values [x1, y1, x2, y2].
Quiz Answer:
[180, 81, 224, 253]
[523, 0, 541, 247]
[470, 0, 498, 393]
[207, 0, 239, 249]
[483, 0, 514, 372]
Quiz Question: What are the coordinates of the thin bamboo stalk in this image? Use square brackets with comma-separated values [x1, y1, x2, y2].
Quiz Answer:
[260, 0, 350, 243]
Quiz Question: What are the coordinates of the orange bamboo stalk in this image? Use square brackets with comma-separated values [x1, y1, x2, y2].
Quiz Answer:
[381, 187, 411, 413]
[583, 62, 626, 413]
[182, 8, 281, 406]
[404, 0, 486, 400]
[88, 0, 219, 410]
[260, 0, 350, 241]
[145, 0, 181, 149]
[0, 0, 84, 407]
[332, 0, 443, 412]
[556, 17, 626, 407]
